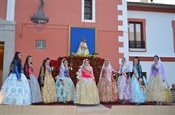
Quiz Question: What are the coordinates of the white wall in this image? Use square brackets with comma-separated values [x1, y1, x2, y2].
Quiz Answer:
[128, 11, 175, 57]
[118, 0, 129, 63]
[127, 11, 175, 87]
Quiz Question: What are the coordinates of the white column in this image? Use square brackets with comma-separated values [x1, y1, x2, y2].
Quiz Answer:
[6, 0, 16, 21]
[118, 0, 129, 63]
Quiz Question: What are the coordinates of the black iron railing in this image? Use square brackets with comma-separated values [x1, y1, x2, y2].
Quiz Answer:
[129, 41, 145, 48]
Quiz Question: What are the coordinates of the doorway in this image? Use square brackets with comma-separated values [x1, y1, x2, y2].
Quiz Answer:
[0, 42, 4, 87]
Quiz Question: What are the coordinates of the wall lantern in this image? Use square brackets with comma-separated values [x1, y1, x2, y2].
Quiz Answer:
[30, 0, 49, 24]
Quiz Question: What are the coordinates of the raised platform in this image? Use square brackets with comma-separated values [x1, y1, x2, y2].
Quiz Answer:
[0, 105, 77, 115]
[0, 102, 175, 115]
[111, 106, 175, 115]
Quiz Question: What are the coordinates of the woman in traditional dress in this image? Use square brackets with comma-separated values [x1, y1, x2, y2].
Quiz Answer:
[1, 52, 31, 105]
[97, 59, 118, 102]
[74, 59, 99, 105]
[76, 38, 89, 56]
[117, 58, 131, 103]
[38, 58, 57, 103]
[130, 57, 146, 104]
[146, 55, 170, 104]
[24, 55, 42, 103]
[55, 58, 75, 103]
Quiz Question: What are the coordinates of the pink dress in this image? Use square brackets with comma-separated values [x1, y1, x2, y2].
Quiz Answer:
[74, 66, 100, 105]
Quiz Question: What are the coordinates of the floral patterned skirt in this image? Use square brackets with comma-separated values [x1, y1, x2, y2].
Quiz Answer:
[1, 73, 31, 105]
[41, 74, 57, 103]
[97, 77, 118, 102]
[29, 74, 42, 103]
[130, 76, 146, 103]
[146, 76, 166, 101]
[74, 77, 99, 105]
[117, 75, 131, 101]
[56, 77, 75, 102]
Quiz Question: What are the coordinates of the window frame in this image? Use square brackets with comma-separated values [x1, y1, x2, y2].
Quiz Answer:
[172, 20, 175, 53]
[81, 0, 96, 23]
[128, 18, 146, 52]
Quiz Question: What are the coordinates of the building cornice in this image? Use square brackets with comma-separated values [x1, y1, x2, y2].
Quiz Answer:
[127, 2, 175, 13]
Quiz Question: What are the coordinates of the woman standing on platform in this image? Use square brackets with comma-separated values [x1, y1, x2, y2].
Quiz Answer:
[24, 55, 42, 103]
[117, 58, 131, 102]
[74, 59, 100, 105]
[38, 58, 57, 103]
[1, 52, 31, 105]
[146, 55, 168, 104]
[97, 59, 118, 102]
[130, 57, 146, 104]
[55, 58, 75, 103]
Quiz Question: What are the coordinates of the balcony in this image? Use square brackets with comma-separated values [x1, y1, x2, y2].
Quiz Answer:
[129, 41, 145, 49]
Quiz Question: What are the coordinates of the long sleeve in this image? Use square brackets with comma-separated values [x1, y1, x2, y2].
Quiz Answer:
[125, 65, 130, 77]
[76, 68, 82, 79]
[126, 65, 130, 73]
[14, 60, 21, 80]
[90, 66, 95, 79]
[160, 63, 165, 81]
[138, 65, 142, 80]
[58, 67, 65, 79]
[24, 65, 30, 79]
[39, 67, 45, 87]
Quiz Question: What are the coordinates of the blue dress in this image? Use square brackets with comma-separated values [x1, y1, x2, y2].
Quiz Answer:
[130, 66, 146, 103]
[56, 67, 75, 102]
[1, 60, 31, 105]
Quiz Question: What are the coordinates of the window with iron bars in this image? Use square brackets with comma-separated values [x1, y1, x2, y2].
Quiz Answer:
[128, 22, 145, 49]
